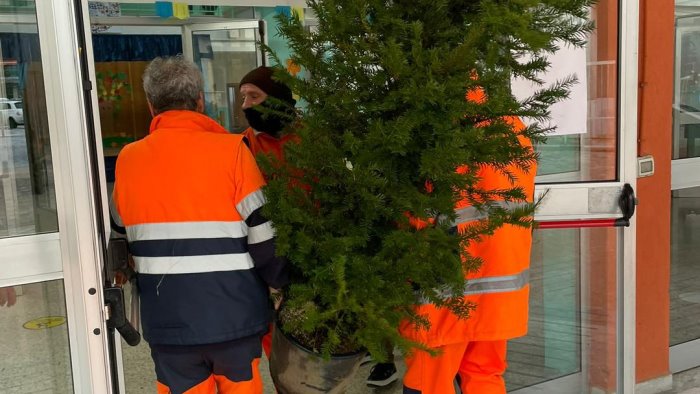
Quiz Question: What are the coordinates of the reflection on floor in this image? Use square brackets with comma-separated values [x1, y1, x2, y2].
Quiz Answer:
[0, 281, 73, 393]
[671, 188, 700, 346]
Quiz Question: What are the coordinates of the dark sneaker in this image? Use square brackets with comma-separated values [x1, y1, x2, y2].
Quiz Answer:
[366, 363, 399, 387]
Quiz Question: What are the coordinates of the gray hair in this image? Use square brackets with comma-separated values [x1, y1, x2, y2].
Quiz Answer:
[142, 55, 203, 114]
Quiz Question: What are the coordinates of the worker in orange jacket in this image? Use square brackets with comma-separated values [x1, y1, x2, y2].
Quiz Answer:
[239, 66, 297, 162]
[238, 66, 298, 358]
[400, 92, 537, 394]
[111, 56, 288, 394]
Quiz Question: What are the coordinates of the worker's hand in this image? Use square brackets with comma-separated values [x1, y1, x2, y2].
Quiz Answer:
[114, 255, 136, 286]
[0, 287, 17, 307]
[269, 287, 283, 310]
[114, 271, 128, 286]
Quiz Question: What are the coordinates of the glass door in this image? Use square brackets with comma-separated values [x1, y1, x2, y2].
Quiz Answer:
[670, 2, 700, 374]
[0, 12, 73, 380]
[182, 20, 266, 132]
[84, 15, 269, 394]
[1, 0, 114, 393]
[507, 0, 638, 392]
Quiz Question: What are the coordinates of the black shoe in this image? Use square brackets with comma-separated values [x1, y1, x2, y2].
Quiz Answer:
[366, 363, 398, 387]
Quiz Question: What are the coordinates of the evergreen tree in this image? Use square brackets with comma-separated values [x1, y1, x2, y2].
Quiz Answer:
[260, 0, 595, 359]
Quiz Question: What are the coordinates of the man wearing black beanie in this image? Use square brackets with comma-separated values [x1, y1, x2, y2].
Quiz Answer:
[239, 66, 297, 161]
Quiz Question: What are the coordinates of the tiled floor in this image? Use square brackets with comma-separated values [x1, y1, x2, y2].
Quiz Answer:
[0, 281, 73, 394]
[663, 367, 700, 394]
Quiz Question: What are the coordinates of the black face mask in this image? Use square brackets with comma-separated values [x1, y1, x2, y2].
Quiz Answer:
[243, 101, 294, 138]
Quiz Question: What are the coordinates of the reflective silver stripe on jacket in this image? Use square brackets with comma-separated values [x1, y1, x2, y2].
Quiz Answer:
[418, 268, 530, 304]
[463, 268, 529, 295]
[453, 201, 531, 226]
[134, 254, 255, 275]
[248, 221, 275, 244]
[236, 189, 266, 220]
[127, 221, 247, 241]
[126, 221, 259, 275]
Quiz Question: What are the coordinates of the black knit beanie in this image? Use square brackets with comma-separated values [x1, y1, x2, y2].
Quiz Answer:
[239, 66, 296, 106]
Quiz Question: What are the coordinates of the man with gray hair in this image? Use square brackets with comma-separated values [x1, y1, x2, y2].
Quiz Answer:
[110, 55, 287, 394]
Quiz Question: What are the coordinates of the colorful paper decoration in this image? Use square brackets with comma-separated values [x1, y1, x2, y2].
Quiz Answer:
[173, 2, 190, 20]
[275, 6, 292, 18]
[155, 1, 173, 18]
[292, 6, 304, 22]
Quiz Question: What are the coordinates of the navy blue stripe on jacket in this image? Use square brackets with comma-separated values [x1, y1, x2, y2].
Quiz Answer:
[129, 237, 248, 257]
[138, 270, 271, 346]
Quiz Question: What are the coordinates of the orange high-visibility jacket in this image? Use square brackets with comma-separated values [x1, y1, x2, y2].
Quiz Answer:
[400, 116, 536, 347]
[111, 110, 287, 346]
[241, 127, 296, 161]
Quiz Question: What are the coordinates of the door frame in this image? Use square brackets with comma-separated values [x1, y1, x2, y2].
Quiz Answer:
[512, 0, 639, 392]
[672, 157, 700, 190]
[618, 0, 639, 390]
[32, 1, 114, 392]
[181, 19, 265, 62]
[672, 23, 700, 190]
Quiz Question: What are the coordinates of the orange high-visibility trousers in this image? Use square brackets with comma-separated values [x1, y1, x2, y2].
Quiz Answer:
[156, 358, 263, 394]
[403, 340, 507, 394]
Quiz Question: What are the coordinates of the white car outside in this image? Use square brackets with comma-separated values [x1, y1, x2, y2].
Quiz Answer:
[0, 100, 23, 128]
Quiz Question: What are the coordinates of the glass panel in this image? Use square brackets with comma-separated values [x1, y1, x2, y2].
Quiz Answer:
[506, 227, 618, 392]
[191, 27, 260, 132]
[0, 2, 58, 238]
[671, 186, 700, 346]
[674, 7, 700, 160]
[0, 280, 73, 392]
[89, 25, 184, 186]
[531, 0, 619, 183]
